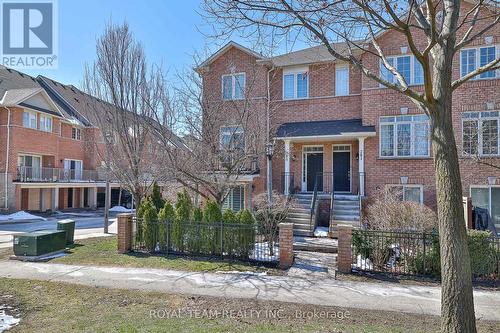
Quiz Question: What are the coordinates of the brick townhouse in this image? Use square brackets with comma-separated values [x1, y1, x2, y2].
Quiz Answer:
[0, 66, 182, 213]
[197, 0, 500, 236]
[0, 66, 123, 213]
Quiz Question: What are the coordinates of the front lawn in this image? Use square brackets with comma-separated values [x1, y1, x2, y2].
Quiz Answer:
[4, 278, 498, 333]
[50, 237, 279, 274]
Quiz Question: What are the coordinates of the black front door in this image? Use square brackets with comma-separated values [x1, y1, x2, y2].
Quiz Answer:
[306, 153, 323, 191]
[67, 188, 73, 208]
[333, 151, 350, 192]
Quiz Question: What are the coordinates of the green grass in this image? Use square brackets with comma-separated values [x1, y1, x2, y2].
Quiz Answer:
[6, 277, 497, 333]
[50, 237, 279, 274]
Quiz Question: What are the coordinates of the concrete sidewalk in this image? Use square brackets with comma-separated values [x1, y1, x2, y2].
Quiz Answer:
[0, 261, 499, 321]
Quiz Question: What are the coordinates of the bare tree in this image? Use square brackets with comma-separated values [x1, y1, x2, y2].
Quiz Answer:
[152, 56, 281, 207]
[202, 1, 499, 331]
[462, 114, 500, 170]
[83, 21, 167, 207]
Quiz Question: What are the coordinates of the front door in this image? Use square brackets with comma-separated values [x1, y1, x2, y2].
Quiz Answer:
[67, 188, 73, 208]
[333, 150, 350, 192]
[306, 153, 323, 192]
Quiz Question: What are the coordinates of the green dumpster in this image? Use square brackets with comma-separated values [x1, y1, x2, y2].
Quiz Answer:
[13, 230, 67, 256]
[57, 219, 75, 244]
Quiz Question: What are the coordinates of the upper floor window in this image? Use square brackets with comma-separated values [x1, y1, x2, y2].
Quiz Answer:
[220, 126, 244, 152]
[22, 110, 37, 129]
[283, 69, 308, 99]
[39, 114, 52, 133]
[460, 46, 498, 79]
[222, 73, 245, 100]
[380, 55, 424, 86]
[380, 115, 430, 158]
[335, 65, 349, 96]
[220, 126, 245, 167]
[72, 127, 81, 140]
[462, 111, 499, 156]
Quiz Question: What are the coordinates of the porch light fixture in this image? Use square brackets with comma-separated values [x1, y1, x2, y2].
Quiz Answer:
[265, 141, 275, 157]
[400, 176, 409, 185]
[488, 177, 497, 185]
[356, 153, 359, 161]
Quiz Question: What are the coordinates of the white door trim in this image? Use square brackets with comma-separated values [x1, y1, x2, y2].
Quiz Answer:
[332, 144, 352, 193]
[301, 145, 324, 192]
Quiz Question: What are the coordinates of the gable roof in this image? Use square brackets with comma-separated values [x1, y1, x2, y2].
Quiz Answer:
[195, 41, 264, 72]
[259, 42, 361, 67]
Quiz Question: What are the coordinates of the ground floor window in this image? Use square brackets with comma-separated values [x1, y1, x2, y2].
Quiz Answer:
[471, 186, 500, 227]
[222, 186, 244, 212]
[388, 184, 423, 203]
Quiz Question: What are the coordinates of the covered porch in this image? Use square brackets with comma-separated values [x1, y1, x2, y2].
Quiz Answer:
[276, 119, 376, 197]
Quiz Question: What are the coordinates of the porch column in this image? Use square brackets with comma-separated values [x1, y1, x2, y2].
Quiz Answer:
[91, 187, 98, 209]
[52, 187, 59, 211]
[284, 140, 291, 195]
[358, 137, 365, 197]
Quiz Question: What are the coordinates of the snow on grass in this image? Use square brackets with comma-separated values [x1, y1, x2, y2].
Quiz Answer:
[314, 226, 329, 237]
[109, 206, 135, 213]
[0, 211, 46, 222]
[250, 242, 279, 262]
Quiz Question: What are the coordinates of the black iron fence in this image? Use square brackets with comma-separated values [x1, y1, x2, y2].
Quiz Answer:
[132, 218, 279, 264]
[352, 229, 499, 279]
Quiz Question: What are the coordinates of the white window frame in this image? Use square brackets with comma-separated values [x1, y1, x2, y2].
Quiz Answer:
[379, 115, 431, 158]
[470, 185, 500, 222]
[460, 45, 499, 80]
[64, 159, 83, 180]
[379, 55, 424, 87]
[219, 126, 245, 151]
[17, 154, 42, 168]
[461, 111, 500, 157]
[222, 186, 245, 212]
[221, 73, 246, 100]
[335, 65, 349, 96]
[388, 184, 424, 203]
[23, 110, 37, 129]
[72, 127, 81, 140]
[39, 114, 52, 133]
[283, 67, 309, 100]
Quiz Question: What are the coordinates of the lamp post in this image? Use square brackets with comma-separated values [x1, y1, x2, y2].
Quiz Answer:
[265, 141, 274, 206]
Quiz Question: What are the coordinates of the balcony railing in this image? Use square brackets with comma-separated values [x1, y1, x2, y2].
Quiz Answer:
[15, 166, 102, 183]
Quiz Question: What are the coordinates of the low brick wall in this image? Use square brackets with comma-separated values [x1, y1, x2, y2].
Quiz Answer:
[279, 223, 294, 268]
[117, 213, 133, 253]
[337, 226, 353, 273]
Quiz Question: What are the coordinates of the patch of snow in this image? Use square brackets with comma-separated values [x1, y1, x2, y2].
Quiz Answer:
[314, 226, 329, 237]
[0, 305, 20, 332]
[250, 242, 279, 262]
[0, 211, 46, 222]
[354, 254, 373, 270]
[215, 271, 268, 276]
[109, 206, 135, 213]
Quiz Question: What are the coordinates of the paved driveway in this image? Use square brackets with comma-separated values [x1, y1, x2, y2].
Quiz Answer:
[0, 212, 116, 248]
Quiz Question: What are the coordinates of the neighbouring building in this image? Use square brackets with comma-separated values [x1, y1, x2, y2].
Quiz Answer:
[0, 66, 180, 213]
[196, 1, 499, 236]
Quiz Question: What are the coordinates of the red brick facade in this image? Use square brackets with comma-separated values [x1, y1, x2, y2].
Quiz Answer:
[199, 1, 500, 212]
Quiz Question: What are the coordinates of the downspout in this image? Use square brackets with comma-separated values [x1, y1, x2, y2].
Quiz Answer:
[266, 65, 275, 142]
[3, 107, 11, 209]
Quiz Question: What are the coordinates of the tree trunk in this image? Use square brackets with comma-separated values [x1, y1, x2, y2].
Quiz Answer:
[429, 50, 476, 330]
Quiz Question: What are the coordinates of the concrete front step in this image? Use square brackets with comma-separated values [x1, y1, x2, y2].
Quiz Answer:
[293, 224, 313, 231]
[288, 212, 311, 219]
[333, 209, 360, 216]
[293, 236, 338, 253]
[333, 215, 360, 221]
[293, 230, 314, 237]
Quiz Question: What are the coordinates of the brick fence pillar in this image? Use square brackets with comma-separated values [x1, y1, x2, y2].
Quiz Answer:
[117, 213, 133, 253]
[337, 226, 353, 274]
[279, 223, 294, 269]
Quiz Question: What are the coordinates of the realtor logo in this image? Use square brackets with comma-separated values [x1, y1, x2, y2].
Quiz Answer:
[1, 0, 58, 68]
